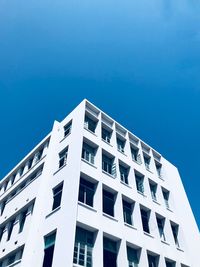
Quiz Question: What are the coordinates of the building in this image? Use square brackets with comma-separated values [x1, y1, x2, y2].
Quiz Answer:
[0, 99, 199, 267]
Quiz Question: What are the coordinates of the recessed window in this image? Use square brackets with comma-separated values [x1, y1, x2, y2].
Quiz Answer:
[165, 259, 176, 267]
[0, 226, 5, 242]
[140, 208, 150, 234]
[64, 120, 72, 137]
[82, 142, 96, 165]
[119, 163, 130, 185]
[59, 147, 68, 168]
[117, 136, 125, 153]
[127, 246, 140, 267]
[123, 199, 133, 225]
[156, 215, 166, 241]
[78, 178, 95, 207]
[52, 183, 63, 210]
[103, 189, 116, 217]
[7, 219, 15, 241]
[149, 181, 157, 201]
[143, 153, 151, 171]
[102, 127, 112, 144]
[135, 171, 144, 194]
[162, 188, 170, 209]
[73, 227, 94, 267]
[84, 115, 97, 133]
[103, 237, 118, 267]
[102, 152, 116, 177]
[19, 209, 28, 233]
[170, 222, 180, 248]
[42, 231, 57, 267]
[130, 145, 141, 164]
[147, 253, 159, 267]
[155, 161, 162, 178]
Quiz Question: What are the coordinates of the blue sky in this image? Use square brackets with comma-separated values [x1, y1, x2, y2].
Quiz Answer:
[0, 0, 200, 228]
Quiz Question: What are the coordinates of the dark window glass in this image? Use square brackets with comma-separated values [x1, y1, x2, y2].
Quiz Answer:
[123, 200, 133, 225]
[42, 232, 56, 267]
[103, 190, 115, 217]
[141, 209, 150, 233]
[52, 183, 63, 210]
[103, 237, 117, 267]
[78, 178, 95, 207]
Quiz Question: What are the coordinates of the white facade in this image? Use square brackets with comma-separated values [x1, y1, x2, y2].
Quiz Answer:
[0, 99, 199, 267]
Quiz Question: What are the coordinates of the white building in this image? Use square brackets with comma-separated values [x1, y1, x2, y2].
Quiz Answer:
[0, 99, 199, 267]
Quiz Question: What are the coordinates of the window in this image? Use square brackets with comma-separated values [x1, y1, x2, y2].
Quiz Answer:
[123, 200, 133, 225]
[84, 115, 97, 133]
[103, 189, 115, 217]
[140, 208, 150, 234]
[170, 222, 180, 247]
[103, 237, 117, 267]
[149, 181, 157, 201]
[59, 147, 68, 168]
[127, 246, 139, 267]
[131, 146, 141, 164]
[156, 216, 166, 241]
[102, 153, 116, 177]
[165, 259, 176, 267]
[102, 127, 111, 143]
[162, 188, 170, 209]
[64, 121, 72, 137]
[73, 227, 94, 267]
[0, 226, 5, 242]
[7, 219, 15, 241]
[117, 137, 125, 153]
[1, 200, 6, 215]
[19, 209, 28, 233]
[78, 178, 95, 207]
[135, 172, 144, 194]
[155, 161, 162, 178]
[82, 143, 96, 165]
[52, 183, 63, 210]
[143, 153, 151, 170]
[42, 231, 57, 267]
[119, 164, 129, 184]
[148, 254, 158, 267]
[7, 254, 16, 265]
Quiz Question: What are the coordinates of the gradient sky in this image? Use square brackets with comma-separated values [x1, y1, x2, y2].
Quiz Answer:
[0, 0, 200, 228]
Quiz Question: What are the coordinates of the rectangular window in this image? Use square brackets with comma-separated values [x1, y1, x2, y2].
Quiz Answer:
[1, 201, 6, 215]
[84, 116, 97, 133]
[7, 254, 16, 265]
[64, 121, 72, 137]
[143, 153, 151, 170]
[0, 226, 5, 242]
[165, 260, 176, 267]
[117, 137, 125, 153]
[170, 222, 180, 247]
[102, 153, 116, 177]
[103, 189, 115, 217]
[42, 231, 57, 267]
[78, 178, 95, 207]
[127, 246, 139, 267]
[59, 147, 68, 168]
[73, 227, 94, 267]
[103, 237, 117, 267]
[135, 173, 144, 194]
[7, 219, 15, 241]
[155, 161, 162, 178]
[119, 164, 129, 184]
[82, 143, 95, 165]
[131, 146, 141, 164]
[52, 183, 63, 210]
[149, 182, 157, 201]
[102, 127, 111, 143]
[148, 254, 158, 267]
[140, 208, 150, 233]
[162, 188, 170, 209]
[156, 216, 166, 241]
[19, 209, 28, 233]
[123, 200, 133, 225]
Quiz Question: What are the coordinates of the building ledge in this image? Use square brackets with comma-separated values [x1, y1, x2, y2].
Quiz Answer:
[101, 138, 113, 147]
[46, 206, 61, 218]
[53, 164, 67, 175]
[81, 158, 97, 169]
[78, 201, 97, 212]
[124, 222, 137, 230]
[144, 231, 154, 238]
[84, 127, 97, 137]
[102, 170, 116, 179]
[60, 132, 71, 143]
[103, 213, 118, 222]
[120, 180, 132, 189]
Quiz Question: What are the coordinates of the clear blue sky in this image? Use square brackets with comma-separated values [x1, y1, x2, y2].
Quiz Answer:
[0, 0, 200, 229]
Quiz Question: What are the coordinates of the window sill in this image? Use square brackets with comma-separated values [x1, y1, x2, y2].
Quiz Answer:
[7, 260, 21, 267]
[102, 170, 116, 179]
[117, 149, 127, 156]
[158, 175, 164, 181]
[46, 206, 61, 218]
[177, 246, 184, 252]
[60, 132, 71, 143]
[137, 190, 146, 197]
[53, 164, 67, 175]
[152, 199, 161, 205]
[144, 231, 154, 238]
[166, 207, 173, 212]
[161, 239, 170, 246]
[81, 158, 97, 169]
[120, 180, 132, 189]
[101, 138, 113, 147]
[103, 213, 118, 222]
[78, 201, 97, 212]
[84, 127, 97, 137]
[132, 158, 142, 165]
[124, 222, 137, 230]
[146, 167, 153, 173]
